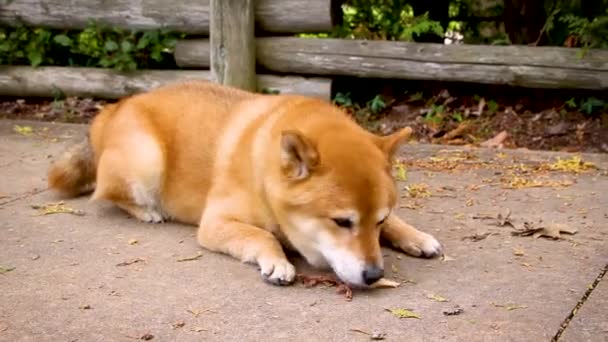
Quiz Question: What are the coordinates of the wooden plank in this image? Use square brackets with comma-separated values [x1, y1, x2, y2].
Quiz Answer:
[174, 37, 608, 90]
[210, 0, 256, 91]
[0, 0, 335, 34]
[0, 66, 332, 100]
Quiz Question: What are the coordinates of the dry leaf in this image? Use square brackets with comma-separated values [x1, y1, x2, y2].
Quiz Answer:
[116, 257, 146, 267]
[405, 183, 431, 198]
[474, 98, 486, 116]
[480, 131, 509, 148]
[176, 251, 203, 262]
[0, 266, 16, 274]
[31, 201, 85, 216]
[511, 222, 577, 240]
[370, 278, 400, 288]
[547, 156, 596, 173]
[386, 308, 420, 319]
[462, 232, 492, 242]
[128, 239, 139, 245]
[171, 321, 185, 329]
[441, 254, 455, 262]
[512, 247, 525, 256]
[13, 125, 34, 136]
[427, 294, 449, 302]
[191, 327, 207, 333]
[393, 162, 408, 181]
[492, 303, 527, 311]
[443, 305, 464, 316]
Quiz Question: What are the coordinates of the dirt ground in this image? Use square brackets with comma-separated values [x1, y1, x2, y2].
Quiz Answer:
[0, 120, 606, 341]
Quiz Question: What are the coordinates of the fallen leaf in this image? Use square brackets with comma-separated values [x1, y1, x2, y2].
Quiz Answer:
[296, 273, 354, 301]
[128, 239, 139, 245]
[171, 321, 185, 329]
[370, 278, 401, 288]
[393, 162, 408, 181]
[474, 98, 486, 116]
[405, 183, 431, 198]
[512, 247, 525, 256]
[79, 304, 92, 310]
[547, 156, 596, 173]
[511, 222, 577, 240]
[480, 131, 509, 148]
[443, 305, 464, 316]
[31, 254, 40, 260]
[13, 125, 34, 136]
[190, 327, 207, 333]
[349, 328, 386, 340]
[31, 201, 85, 216]
[140, 333, 154, 340]
[441, 254, 455, 262]
[0, 266, 16, 274]
[427, 294, 449, 302]
[462, 232, 492, 242]
[176, 251, 203, 262]
[492, 302, 527, 311]
[386, 308, 420, 319]
[115, 257, 146, 267]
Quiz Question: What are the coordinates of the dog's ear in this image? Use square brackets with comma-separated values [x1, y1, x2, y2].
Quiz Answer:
[375, 126, 413, 158]
[280, 130, 319, 180]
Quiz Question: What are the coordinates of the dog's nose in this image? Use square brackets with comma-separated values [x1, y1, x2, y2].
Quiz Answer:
[362, 265, 384, 285]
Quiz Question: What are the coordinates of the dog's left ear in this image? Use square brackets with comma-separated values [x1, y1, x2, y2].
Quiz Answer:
[280, 130, 319, 180]
[375, 126, 413, 158]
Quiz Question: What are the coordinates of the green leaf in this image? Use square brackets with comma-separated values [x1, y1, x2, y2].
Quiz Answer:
[120, 41, 133, 52]
[53, 34, 72, 47]
[104, 40, 118, 52]
[27, 49, 43, 66]
[136, 36, 149, 49]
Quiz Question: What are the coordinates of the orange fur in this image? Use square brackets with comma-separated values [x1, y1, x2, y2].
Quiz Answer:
[47, 80, 442, 287]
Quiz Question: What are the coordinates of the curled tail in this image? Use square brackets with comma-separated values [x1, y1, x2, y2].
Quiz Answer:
[47, 134, 97, 197]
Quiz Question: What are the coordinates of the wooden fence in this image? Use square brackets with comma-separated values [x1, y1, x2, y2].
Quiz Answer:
[0, 0, 606, 102]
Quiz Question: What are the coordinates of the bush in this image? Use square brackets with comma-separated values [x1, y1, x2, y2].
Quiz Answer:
[0, 22, 184, 70]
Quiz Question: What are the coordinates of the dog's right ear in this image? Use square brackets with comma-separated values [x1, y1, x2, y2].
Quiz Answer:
[280, 130, 319, 180]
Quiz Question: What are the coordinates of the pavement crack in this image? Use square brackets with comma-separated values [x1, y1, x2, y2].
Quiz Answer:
[0, 188, 48, 208]
[552, 263, 608, 342]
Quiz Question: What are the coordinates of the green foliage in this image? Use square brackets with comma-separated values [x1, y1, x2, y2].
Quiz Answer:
[332, 0, 444, 41]
[333, 92, 354, 107]
[0, 22, 183, 70]
[487, 100, 498, 114]
[579, 97, 605, 114]
[367, 94, 387, 114]
[424, 104, 445, 124]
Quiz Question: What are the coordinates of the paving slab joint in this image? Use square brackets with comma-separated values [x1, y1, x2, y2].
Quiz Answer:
[551, 264, 608, 341]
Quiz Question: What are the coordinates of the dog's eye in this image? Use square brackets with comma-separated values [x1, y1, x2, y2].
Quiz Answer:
[332, 218, 353, 229]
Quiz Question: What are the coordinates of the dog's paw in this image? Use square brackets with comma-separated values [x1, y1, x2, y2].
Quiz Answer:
[137, 209, 165, 224]
[258, 257, 296, 286]
[396, 231, 442, 258]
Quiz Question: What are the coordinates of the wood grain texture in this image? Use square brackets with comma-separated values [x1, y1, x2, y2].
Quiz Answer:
[175, 37, 608, 89]
[210, 0, 256, 91]
[0, 66, 332, 99]
[0, 0, 335, 34]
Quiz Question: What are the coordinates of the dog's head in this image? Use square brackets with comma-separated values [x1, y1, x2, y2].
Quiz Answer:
[269, 115, 412, 288]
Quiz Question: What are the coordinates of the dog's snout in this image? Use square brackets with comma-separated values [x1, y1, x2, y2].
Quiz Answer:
[362, 265, 384, 285]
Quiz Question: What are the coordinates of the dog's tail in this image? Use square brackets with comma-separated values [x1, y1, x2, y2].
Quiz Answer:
[47, 134, 97, 197]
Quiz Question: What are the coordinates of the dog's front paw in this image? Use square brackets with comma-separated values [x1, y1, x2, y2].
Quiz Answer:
[397, 231, 442, 258]
[258, 257, 296, 286]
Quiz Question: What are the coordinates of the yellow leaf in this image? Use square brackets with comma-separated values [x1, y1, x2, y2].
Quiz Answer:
[427, 294, 449, 302]
[386, 308, 420, 319]
[13, 125, 34, 136]
[128, 239, 139, 245]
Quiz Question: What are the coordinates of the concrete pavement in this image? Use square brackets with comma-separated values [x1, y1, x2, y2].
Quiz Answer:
[0, 120, 606, 342]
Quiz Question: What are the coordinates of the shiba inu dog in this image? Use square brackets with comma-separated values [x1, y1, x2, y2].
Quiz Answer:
[48, 81, 442, 288]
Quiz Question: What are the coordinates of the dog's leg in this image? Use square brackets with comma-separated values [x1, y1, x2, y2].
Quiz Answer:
[381, 213, 442, 258]
[197, 219, 296, 285]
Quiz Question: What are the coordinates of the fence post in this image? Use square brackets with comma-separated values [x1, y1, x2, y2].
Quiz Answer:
[210, 0, 257, 91]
